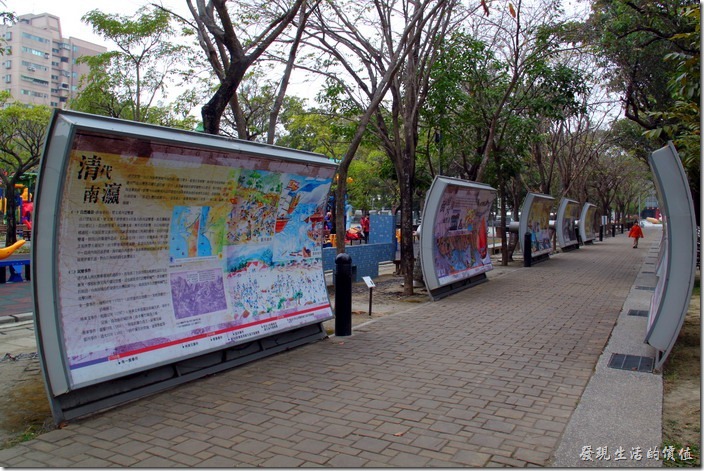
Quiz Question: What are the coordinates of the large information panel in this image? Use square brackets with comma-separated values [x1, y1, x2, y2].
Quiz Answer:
[517, 193, 554, 259]
[579, 203, 598, 243]
[644, 143, 697, 369]
[556, 198, 580, 250]
[34, 111, 336, 402]
[419, 176, 496, 300]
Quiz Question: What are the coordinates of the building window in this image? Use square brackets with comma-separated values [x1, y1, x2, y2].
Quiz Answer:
[20, 75, 48, 86]
[22, 89, 47, 98]
[21, 46, 46, 58]
[4, 60, 10, 69]
[4, 74, 10, 83]
[22, 61, 47, 72]
[21, 32, 50, 44]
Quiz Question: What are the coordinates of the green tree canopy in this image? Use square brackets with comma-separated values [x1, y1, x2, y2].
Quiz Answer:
[0, 94, 51, 245]
[74, 7, 195, 128]
[586, 0, 699, 223]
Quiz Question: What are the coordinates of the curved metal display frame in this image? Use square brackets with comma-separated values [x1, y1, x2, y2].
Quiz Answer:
[555, 198, 580, 250]
[517, 193, 555, 260]
[419, 176, 496, 300]
[33, 110, 337, 423]
[644, 143, 697, 369]
[579, 203, 599, 244]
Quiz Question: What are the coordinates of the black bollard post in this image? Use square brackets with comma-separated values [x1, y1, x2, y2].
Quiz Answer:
[523, 232, 532, 267]
[612, 224, 616, 237]
[334, 253, 352, 336]
[599, 225, 604, 242]
[621, 224, 624, 234]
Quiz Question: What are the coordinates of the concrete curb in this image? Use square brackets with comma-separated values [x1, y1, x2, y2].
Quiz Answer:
[552, 235, 663, 467]
[0, 312, 33, 325]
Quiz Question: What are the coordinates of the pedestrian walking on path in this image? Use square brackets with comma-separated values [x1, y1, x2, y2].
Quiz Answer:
[628, 220, 644, 248]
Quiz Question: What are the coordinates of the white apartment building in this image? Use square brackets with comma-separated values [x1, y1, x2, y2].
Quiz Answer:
[0, 13, 106, 108]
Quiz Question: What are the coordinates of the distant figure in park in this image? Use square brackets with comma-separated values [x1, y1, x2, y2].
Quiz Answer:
[21, 211, 32, 233]
[360, 213, 370, 243]
[324, 211, 333, 232]
[628, 220, 644, 248]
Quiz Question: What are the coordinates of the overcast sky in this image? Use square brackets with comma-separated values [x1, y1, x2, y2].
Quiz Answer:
[4, 0, 325, 104]
[5, 0, 186, 48]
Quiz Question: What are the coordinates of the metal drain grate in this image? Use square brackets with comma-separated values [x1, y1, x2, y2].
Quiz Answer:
[628, 309, 649, 317]
[608, 354, 654, 373]
[635, 286, 655, 291]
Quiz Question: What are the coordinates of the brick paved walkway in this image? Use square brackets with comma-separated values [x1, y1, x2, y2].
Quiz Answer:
[0, 232, 652, 467]
[0, 280, 32, 319]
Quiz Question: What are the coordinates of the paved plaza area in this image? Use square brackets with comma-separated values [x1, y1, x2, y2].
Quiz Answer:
[0, 229, 663, 467]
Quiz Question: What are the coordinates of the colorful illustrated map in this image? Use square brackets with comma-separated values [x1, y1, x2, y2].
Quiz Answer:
[170, 206, 216, 259]
[432, 186, 495, 285]
[526, 197, 553, 256]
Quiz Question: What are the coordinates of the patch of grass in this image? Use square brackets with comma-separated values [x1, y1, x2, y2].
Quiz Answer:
[663, 369, 679, 384]
[661, 441, 700, 467]
[0, 366, 53, 449]
[692, 274, 700, 298]
[661, 285, 701, 468]
[2, 423, 51, 449]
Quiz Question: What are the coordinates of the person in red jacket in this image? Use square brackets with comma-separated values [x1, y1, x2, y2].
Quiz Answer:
[628, 220, 644, 248]
[360, 214, 370, 244]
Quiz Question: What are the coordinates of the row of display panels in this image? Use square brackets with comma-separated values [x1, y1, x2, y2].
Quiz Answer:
[417, 176, 601, 297]
[31, 111, 601, 421]
[417, 141, 697, 370]
[35, 111, 689, 419]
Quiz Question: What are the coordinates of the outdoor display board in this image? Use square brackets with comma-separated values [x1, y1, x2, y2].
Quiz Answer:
[579, 203, 598, 243]
[644, 143, 697, 369]
[33, 111, 336, 400]
[419, 176, 496, 300]
[555, 198, 580, 250]
[517, 193, 554, 258]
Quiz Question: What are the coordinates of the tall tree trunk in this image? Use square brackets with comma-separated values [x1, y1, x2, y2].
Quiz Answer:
[399, 152, 416, 295]
[500, 180, 508, 266]
[203, 65, 248, 135]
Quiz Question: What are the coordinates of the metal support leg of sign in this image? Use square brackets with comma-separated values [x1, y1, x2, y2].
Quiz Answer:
[363, 276, 375, 317]
[524, 233, 532, 268]
[335, 253, 353, 337]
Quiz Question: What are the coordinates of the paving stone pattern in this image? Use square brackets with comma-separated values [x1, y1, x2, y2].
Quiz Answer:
[0, 235, 646, 467]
